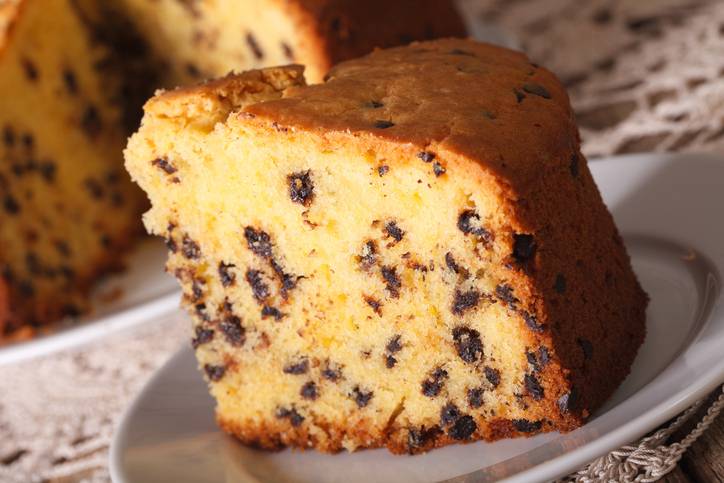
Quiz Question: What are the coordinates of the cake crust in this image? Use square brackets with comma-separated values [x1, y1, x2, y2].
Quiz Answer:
[126, 39, 647, 454]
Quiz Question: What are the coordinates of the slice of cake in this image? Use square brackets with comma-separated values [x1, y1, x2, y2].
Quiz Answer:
[128, 38, 648, 454]
[0, 0, 146, 338]
[102, 0, 466, 84]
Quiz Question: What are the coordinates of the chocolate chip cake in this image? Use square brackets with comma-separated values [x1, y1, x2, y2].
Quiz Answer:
[0, 0, 146, 339]
[125, 39, 648, 454]
[0, 0, 463, 340]
[91, 0, 466, 84]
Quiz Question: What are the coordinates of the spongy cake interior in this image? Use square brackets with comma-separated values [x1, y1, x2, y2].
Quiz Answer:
[126, 68, 550, 452]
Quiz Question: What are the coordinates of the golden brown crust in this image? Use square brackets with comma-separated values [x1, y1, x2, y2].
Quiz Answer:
[277, 0, 466, 81]
[143, 65, 306, 121]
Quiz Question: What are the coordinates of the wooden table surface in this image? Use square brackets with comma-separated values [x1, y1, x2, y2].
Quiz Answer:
[663, 390, 724, 483]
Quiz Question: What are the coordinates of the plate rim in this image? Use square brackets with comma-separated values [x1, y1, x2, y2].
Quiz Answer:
[0, 239, 182, 366]
[109, 152, 724, 483]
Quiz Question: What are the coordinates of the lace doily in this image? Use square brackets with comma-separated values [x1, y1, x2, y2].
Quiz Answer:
[2, 0, 724, 481]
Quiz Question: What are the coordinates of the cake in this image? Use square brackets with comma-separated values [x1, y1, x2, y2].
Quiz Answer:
[0, 0, 465, 340]
[125, 38, 648, 454]
[0, 0, 146, 339]
[102, 0, 466, 84]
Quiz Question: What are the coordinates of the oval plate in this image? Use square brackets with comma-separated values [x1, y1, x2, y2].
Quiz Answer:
[0, 239, 181, 365]
[110, 153, 724, 483]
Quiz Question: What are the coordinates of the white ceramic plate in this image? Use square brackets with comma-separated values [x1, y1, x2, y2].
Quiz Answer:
[0, 239, 181, 365]
[109, 153, 724, 483]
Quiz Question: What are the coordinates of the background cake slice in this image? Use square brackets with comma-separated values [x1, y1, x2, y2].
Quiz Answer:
[0, 0, 146, 338]
[128, 38, 648, 454]
[99, 0, 466, 84]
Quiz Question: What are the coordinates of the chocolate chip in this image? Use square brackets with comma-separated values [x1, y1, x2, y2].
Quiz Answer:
[449, 415, 476, 440]
[300, 381, 318, 400]
[244, 227, 272, 258]
[408, 429, 428, 450]
[377, 165, 389, 176]
[522, 83, 551, 99]
[433, 162, 446, 176]
[445, 252, 460, 273]
[365, 100, 384, 109]
[220, 316, 245, 346]
[484, 366, 501, 388]
[276, 407, 304, 427]
[527, 347, 550, 373]
[385, 355, 397, 368]
[440, 403, 461, 426]
[54, 240, 71, 257]
[570, 154, 580, 177]
[364, 296, 382, 315]
[81, 105, 102, 139]
[512, 419, 542, 433]
[386, 335, 402, 354]
[483, 110, 497, 120]
[452, 326, 483, 363]
[3, 195, 20, 214]
[452, 290, 480, 316]
[182, 235, 201, 259]
[374, 120, 395, 129]
[358, 240, 377, 269]
[63, 69, 78, 95]
[538, 347, 550, 366]
[281, 42, 294, 60]
[495, 284, 518, 307]
[554, 274, 567, 293]
[514, 88, 526, 103]
[165, 236, 177, 253]
[21, 133, 33, 149]
[457, 210, 492, 243]
[3, 125, 14, 146]
[84, 178, 104, 199]
[512, 234, 536, 263]
[351, 386, 373, 408]
[283, 359, 309, 375]
[384, 221, 404, 242]
[60, 303, 80, 317]
[269, 259, 297, 298]
[288, 170, 314, 206]
[521, 310, 544, 332]
[558, 387, 579, 414]
[194, 303, 209, 321]
[578, 338, 593, 360]
[191, 326, 214, 348]
[204, 364, 226, 381]
[18, 280, 34, 296]
[524, 373, 544, 400]
[449, 48, 475, 56]
[213, 262, 236, 288]
[321, 362, 342, 382]
[380, 265, 401, 298]
[245, 269, 270, 300]
[21, 58, 38, 81]
[417, 151, 435, 163]
[261, 305, 284, 320]
[246, 32, 264, 60]
[468, 388, 484, 408]
[152, 157, 178, 175]
[421, 367, 448, 397]
[39, 161, 56, 182]
[25, 253, 41, 275]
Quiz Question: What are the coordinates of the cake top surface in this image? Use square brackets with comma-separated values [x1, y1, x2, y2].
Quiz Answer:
[145, 38, 577, 188]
